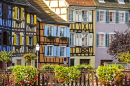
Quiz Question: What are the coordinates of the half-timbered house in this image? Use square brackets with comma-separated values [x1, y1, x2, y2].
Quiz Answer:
[0, 0, 12, 69]
[26, 0, 70, 68]
[11, 0, 37, 66]
[43, 0, 96, 67]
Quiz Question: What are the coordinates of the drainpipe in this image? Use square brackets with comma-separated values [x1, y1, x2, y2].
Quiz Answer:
[25, 9, 27, 66]
[68, 24, 70, 67]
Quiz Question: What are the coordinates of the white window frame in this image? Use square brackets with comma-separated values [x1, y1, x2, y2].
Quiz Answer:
[98, 32, 105, 47]
[29, 37, 33, 46]
[82, 10, 89, 22]
[109, 10, 116, 23]
[70, 32, 76, 47]
[59, 46, 66, 57]
[16, 34, 19, 45]
[17, 7, 19, 20]
[75, 9, 82, 22]
[60, 26, 66, 37]
[47, 45, 54, 57]
[47, 25, 54, 36]
[119, 11, 125, 23]
[109, 32, 116, 45]
[82, 32, 89, 47]
[99, 10, 106, 22]
[68, 9, 75, 22]
[98, 0, 105, 3]
[118, 0, 125, 4]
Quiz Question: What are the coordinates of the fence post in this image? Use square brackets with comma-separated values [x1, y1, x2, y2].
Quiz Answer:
[96, 75, 98, 86]
[84, 73, 86, 86]
[38, 72, 40, 86]
[42, 73, 44, 86]
[125, 74, 127, 86]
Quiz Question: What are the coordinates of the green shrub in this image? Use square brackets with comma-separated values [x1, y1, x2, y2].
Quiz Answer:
[7, 66, 14, 69]
[75, 64, 93, 69]
[41, 64, 58, 69]
[96, 65, 124, 85]
[12, 65, 38, 85]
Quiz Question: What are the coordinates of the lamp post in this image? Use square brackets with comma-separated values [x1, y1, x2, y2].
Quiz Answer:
[36, 43, 40, 68]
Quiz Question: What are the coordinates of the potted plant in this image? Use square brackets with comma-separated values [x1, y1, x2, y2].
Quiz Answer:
[0, 51, 12, 71]
[23, 53, 37, 66]
[29, 24, 36, 28]
[60, 37, 67, 41]
[47, 35, 56, 41]
[16, 20, 22, 24]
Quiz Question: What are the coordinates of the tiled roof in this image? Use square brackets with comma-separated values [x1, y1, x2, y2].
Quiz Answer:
[65, 0, 96, 6]
[94, 0, 130, 8]
[26, 0, 69, 25]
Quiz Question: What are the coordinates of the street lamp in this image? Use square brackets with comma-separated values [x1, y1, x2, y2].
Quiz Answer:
[36, 43, 40, 68]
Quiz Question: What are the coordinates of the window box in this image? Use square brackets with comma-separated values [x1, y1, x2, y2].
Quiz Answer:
[16, 20, 22, 24]
[47, 35, 56, 41]
[29, 24, 36, 28]
[28, 45, 35, 49]
[15, 45, 21, 49]
[60, 37, 67, 41]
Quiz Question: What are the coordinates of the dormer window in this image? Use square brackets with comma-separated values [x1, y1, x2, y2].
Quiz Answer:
[118, 0, 125, 4]
[98, 0, 105, 3]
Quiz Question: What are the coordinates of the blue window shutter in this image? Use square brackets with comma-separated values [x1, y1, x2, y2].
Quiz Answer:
[0, 8, 2, 16]
[106, 11, 109, 23]
[115, 12, 119, 23]
[125, 12, 128, 23]
[96, 10, 100, 22]
[0, 46, 2, 51]
[45, 46, 48, 56]
[53, 46, 56, 56]
[66, 47, 70, 57]
[8, 5, 11, 10]
[57, 47, 60, 57]
[96, 33, 99, 47]
[44, 25, 48, 36]
[105, 34, 108, 47]
[66, 27, 70, 37]
[8, 10, 11, 18]
[0, 30, 1, 44]
[107, 34, 109, 46]
[0, 18, 2, 25]
[58, 26, 60, 37]
[53, 26, 56, 36]
[8, 20, 11, 27]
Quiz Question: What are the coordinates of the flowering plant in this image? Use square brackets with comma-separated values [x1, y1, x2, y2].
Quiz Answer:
[0, 51, 12, 63]
[12, 65, 38, 85]
[23, 53, 37, 63]
[96, 65, 124, 85]
[117, 51, 130, 63]
[54, 66, 81, 84]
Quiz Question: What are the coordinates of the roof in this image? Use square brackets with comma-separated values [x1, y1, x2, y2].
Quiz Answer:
[2, 0, 29, 6]
[26, 0, 69, 25]
[65, 0, 96, 6]
[94, 0, 130, 9]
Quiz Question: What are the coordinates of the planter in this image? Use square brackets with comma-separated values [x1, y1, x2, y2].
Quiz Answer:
[16, 20, 22, 24]
[15, 45, 21, 49]
[47, 36, 55, 41]
[60, 37, 67, 41]
[28, 45, 35, 49]
[29, 24, 36, 28]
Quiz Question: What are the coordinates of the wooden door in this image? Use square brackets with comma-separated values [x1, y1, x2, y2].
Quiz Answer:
[70, 59, 74, 66]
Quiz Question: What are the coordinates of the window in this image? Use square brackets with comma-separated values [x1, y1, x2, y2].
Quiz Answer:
[119, 12, 125, 23]
[47, 46, 53, 56]
[82, 33, 89, 46]
[60, 47, 66, 57]
[69, 10, 74, 21]
[0, 3, 2, 16]
[30, 15, 34, 24]
[109, 11, 115, 22]
[82, 11, 88, 22]
[17, 59, 21, 65]
[3, 32, 8, 45]
[17, 7, 20, 20]
[109, 33, 115, 44]
[47, 26, 53, 36]
[99, 34, 105, 47]
[80, 59, 90, 65]
[3, 4, 8, 19]
[60, 27, 66, 37]
[29, 37, 33, 46]
[16, 34, 19, 45]
[100, 11, 105, 22]
[70, 59, 75, 66]
[70, 33, 75, 46]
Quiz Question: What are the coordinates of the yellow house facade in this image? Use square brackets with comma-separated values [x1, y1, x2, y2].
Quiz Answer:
[43, 0, 96, 68]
